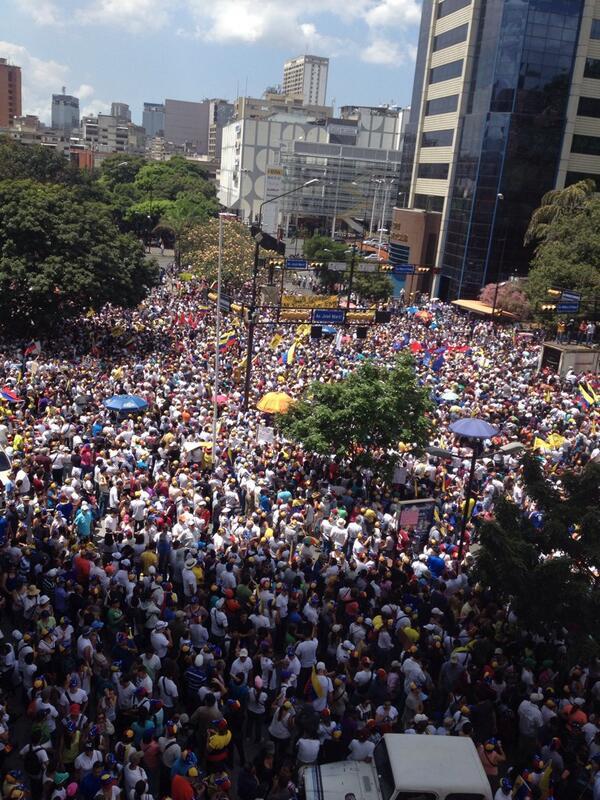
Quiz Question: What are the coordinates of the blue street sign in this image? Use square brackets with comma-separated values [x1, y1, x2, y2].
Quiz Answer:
[285, 258, 308, 270]
[218, 295, 231, 312]
[312, 308, 347, 324]
[392, 265, 415, 275]
[557, 289, 581, 314]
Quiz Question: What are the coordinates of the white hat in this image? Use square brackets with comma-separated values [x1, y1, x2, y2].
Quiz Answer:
[39, 595, 50, 605]
[414, 713, 428, 723]
[573, 697, 586, 706]
[431, 607, 443, 616]
[530, 693, 543, 702]
[239, 648, 249, 657]
[316, 661, 326, 672]
[155, 621, 168, 630]
[184, 558, 196, 569]
[342, 640, 353, 650]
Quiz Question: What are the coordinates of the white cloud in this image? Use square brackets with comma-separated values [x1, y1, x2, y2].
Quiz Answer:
[0, 41, 68, 121]
[184, 0, 350, 53]
[364, 0, 422, 30]
[76, 83, 95, 101]
[0, 42, 107, 123]
[75, 0, 173, 32]
[361, 37, 406, 65]
[81, 98, 111, 117]
[16, 0, 64, 26]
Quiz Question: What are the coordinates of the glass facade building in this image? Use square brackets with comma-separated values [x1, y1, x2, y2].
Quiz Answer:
[399, 0, 599, 299]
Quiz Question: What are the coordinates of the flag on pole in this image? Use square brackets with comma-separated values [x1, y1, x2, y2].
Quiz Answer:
[285, 341, 297, 365]
[269, 334, 283, 350]
[218, 331, 238, 353]
[533, 437, 550, 451]
[23, 340, 41, 357]
[334, 329, 343, 351]
[432, 352, 445, 372]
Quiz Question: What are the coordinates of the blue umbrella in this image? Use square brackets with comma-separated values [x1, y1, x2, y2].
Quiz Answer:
[450, 418, 499, 439]
[103, 394, 148, 413]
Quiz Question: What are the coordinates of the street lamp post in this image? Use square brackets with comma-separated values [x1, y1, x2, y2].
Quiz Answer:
[242, 178, 319, 410]
[449, 417, 500, 561]
[211, 213, 226, 468]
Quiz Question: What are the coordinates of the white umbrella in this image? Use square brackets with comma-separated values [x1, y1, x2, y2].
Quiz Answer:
[441, 390, 459, 402]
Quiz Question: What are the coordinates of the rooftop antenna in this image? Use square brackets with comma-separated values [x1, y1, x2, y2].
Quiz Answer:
[62, 86, 66, 95]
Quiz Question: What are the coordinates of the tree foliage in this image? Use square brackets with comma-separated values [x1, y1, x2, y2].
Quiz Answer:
[0, 179, 158, 334]
[476, 454, 600, 649]
[186, 217, 255, 288]
[353, 272, 393, 302]
[525, 179, 596, 245]
[278, 355, 433, 475]
[479, 281, 532, 318]
[0, 136, 86, 186]
[524, 180, 600, 313]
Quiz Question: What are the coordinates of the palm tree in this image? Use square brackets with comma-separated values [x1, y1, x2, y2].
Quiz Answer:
[524, 179, 596, 246]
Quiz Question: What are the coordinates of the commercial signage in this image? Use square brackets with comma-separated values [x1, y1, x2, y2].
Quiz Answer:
[328, 261, 347, 272]
[281, 294, 338, 309]
[285, 258, 308, 270]
[312, 308, 346, 324]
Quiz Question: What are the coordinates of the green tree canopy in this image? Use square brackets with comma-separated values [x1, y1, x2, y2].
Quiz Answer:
[476, 454, 600, 651]
[353, 272, 393, 302]
[0, 179, 158, 334]
[0, 136, 85, 185]
[278, 355, 433, 475]
[134, 157, 214, 201]
[524, 180, 600, 313]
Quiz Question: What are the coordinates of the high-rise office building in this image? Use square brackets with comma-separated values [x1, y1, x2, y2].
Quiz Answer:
[396, 0, 600, 300]
[282, 55, 329, 107]
[111, 102, 131, 122]
[52, 92, 79, 133]
[142, 102, 165, 137]
[0, 58, 22, 128]
[164, 99, 210, 154]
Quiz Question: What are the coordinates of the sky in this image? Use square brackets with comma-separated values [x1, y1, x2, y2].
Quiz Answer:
[3, 0, 422, 125]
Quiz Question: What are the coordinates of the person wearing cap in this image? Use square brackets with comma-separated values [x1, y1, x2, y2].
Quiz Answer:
[230, 649, 253, 685]
[518, 693, 544, 758]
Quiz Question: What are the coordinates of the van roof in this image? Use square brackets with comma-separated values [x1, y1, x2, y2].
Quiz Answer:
[383, 734, 492, 797]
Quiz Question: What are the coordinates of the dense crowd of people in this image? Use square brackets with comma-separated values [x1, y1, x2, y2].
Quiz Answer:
[0, 269, 597, 800]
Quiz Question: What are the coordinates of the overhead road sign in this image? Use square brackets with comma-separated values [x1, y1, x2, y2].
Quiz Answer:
[285, 258, 308, 270]
[312, 308, 346, 324]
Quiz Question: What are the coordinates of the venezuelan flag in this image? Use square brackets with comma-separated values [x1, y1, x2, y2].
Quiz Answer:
[310, 666, 326, 699]
[219, 331, 238, 353]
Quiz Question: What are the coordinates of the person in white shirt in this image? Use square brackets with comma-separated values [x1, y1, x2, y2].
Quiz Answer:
[150, 622, 171, 658]
[158, 672, 178, 711]
[311, 663, 333, 713]
[348, 732, 375, 762]
[296, 735, 320, 765]
[230, 649, 253, 684]
[74, 743, 103, 778]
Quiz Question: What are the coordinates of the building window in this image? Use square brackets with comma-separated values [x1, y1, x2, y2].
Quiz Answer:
[571, 134, 600, 155]
[433, 24, 468, 52]
[417, 162, 450, 179]
[421, 129, 454, 147]
[565, 171, 598, 187]
[414, 194, 445, 212]
[430, 59, 463, 84]
[425, 94, 459, 115]
[577, 96, 600, 117]
[591, 19, 600, 38]
[584, 57, 600, 78]
[437, 0, 470, 19]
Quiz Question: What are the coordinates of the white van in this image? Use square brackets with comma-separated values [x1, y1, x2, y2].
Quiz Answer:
[303, 734, 493, 800]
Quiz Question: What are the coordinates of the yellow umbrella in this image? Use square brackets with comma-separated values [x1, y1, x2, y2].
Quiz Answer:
[256, 391, 294, 414]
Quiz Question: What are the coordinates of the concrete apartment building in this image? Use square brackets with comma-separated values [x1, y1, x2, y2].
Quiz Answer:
[282, 55, 329, 106]
[81, 113, 145, 155]
[393, 0, 600, 299]
[0, 58, 22, 127]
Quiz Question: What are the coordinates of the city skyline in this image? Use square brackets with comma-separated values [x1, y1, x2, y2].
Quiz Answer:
[3, 0, 421, 124]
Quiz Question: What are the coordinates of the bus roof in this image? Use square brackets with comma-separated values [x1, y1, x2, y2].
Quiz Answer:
[383, 734, 492, 798]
